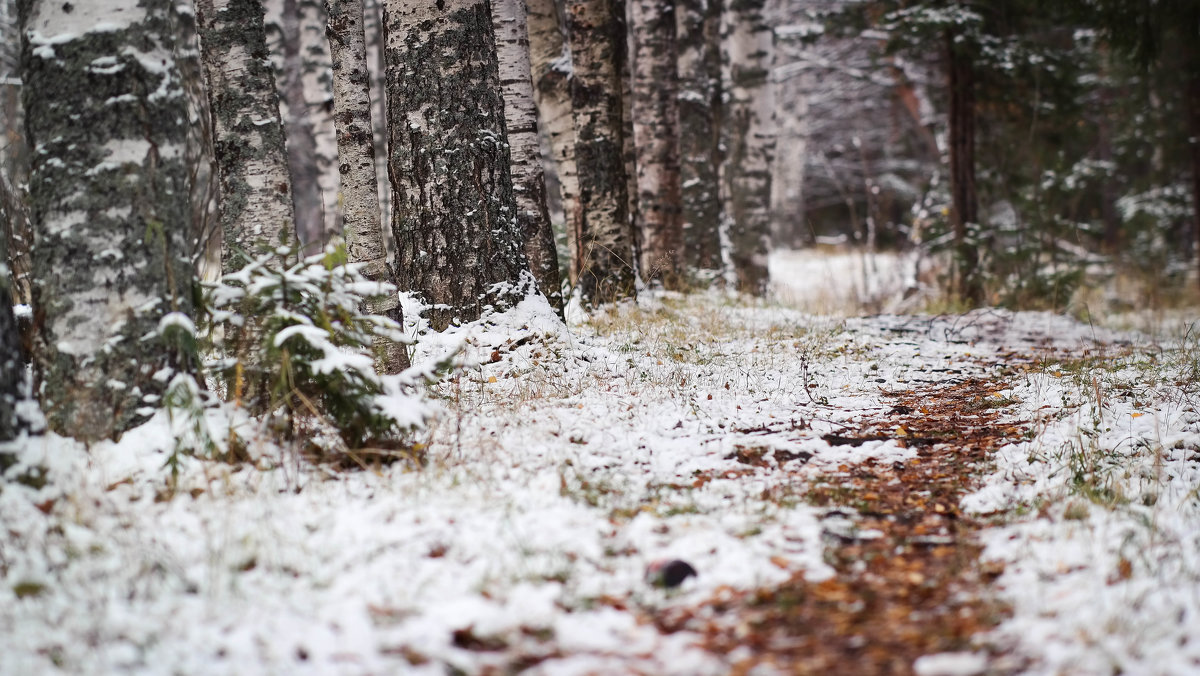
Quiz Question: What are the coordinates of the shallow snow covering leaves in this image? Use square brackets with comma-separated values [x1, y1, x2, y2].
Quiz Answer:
[2, 281, 1199, 674]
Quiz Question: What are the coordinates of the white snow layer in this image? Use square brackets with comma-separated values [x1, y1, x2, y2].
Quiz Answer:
[3, 262, 1200, 674]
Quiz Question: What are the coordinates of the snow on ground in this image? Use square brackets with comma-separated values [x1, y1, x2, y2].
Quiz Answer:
[2, 251, 1200, 674]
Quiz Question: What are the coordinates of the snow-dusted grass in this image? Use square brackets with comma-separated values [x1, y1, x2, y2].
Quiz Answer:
[3, 252, 1200, 674]
[964, 328, 1200, 674]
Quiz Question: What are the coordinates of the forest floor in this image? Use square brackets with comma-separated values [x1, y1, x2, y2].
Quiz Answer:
[3, 251, 1200, 675]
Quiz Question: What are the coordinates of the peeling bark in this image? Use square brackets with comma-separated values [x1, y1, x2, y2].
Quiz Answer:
[677, 0, 723, 274]
[384, 0, 532, 331]
[493, 0, 563, 313]
[565, 0, 637, 305]
[630, 0, 683, 287]
[719, 0, 775, 294]
[326, 0, 407, 371]
[196, 0, 297, 273]
[21, 0, 197, 440]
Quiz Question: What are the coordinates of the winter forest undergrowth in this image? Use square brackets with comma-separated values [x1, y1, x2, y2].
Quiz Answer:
[3, 0, 1200, 673]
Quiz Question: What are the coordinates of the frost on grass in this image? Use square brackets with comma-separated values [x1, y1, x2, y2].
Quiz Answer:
[4, 285, 1200, 673]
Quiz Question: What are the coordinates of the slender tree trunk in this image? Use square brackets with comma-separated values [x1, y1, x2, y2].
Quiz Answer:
[278, 0, 327, 250]
[22, 0, 197, 440]
[719, 0, 774, 294]
[1187, 67, 1200, 292]
[527, 0, 581, 284]
[565, 0, 637, 305]
[946, 28, 982, 306]
[492, 0, 564, 313]
[326, 0, 408, 371]
[630, 0, 683, 287]
[0, 173, 22, 442]
[676, 0, 723, 274]
[362, 0, 391, 251]
[384, 0, 532, 331]
[196, 0, 297, 273]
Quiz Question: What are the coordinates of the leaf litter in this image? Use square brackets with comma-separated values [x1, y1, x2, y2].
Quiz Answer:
[2, 265, 1200, 674]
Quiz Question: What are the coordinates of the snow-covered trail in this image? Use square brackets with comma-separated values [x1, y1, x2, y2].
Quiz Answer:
[2, 287, 1199, 674]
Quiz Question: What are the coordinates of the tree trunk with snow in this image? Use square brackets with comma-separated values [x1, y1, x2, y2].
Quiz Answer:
[492, 0, 563, 313]
[526, 0, 580, 283]
[676, 0, 723, 274]
[719, 0, 774, 294]
[384, 0, 532, 331]
[196, 0, 297, 273]
[630, 0, 683, 287]
[21, 0, 197, 440]
[564, 0, 637, 305]
[325, 0, 407, 371]
[946, 28, 981, 306]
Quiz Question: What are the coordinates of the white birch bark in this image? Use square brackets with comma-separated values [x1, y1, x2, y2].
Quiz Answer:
[564, 0, 637, 305]
[492, 0, 563, 312]
[526, 0, 580, 283]
[719, 0, 775, 294]
[196, 0, 297, 273]
[676, 0, 723, 274]
[22, 0, 198, 439]
[325, 0, 407, 371]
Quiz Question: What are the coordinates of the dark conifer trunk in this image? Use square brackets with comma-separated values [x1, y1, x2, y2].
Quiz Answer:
[946, 28, 982, 306]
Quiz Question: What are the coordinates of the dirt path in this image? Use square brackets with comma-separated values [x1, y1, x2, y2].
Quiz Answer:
[651, 374, 1028, 674]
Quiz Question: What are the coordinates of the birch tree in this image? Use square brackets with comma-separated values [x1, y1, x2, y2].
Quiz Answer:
[676, 0, 724, 275]
[325, 0, 407, 371]
[21, 0, 197, 440]
[384, 0, 533, 331]
[630, 0, 683, 287]
[526, 0, 580, 283]
[196, 0, 296, 272]
[565, 0, 637, 305]
[493, 0, 563, 313]
[720, 0, 775, 294]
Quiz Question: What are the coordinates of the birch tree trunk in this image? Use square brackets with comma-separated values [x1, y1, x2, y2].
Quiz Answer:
[196, 0, 297, 273]
[720, 0, 774, 294]
[676, 0, 723, 274]
[526, 0, 580, 283]
[326, 0, 408, 371]
[492, 0, 564, 313]
[21, 0, 197, 440]
[630, 0, 683, 287]
[565, 0, 637, 305]
[275, 0, 329, 249]
[384, 0, 533, 331]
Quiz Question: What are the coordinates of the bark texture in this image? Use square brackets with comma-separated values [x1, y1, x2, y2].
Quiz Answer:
[493, 0, 563, 313]
[565, 0, 637, 305]
[0, 173, 22, 442]
[384, 0, 531, 331]
[326, 0, 407, 371]
[676, 0, 724, 274]
[22, 0, 197, 440]
[630, 0, 683, 287]
[946, 28, 982, 306]
[720, 0, 774, 294]
[526, 0, 580, 282]
[196, 0, 297, 273]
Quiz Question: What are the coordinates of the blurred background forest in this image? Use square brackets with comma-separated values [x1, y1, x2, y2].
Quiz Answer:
[2, 0, 1198, 314]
